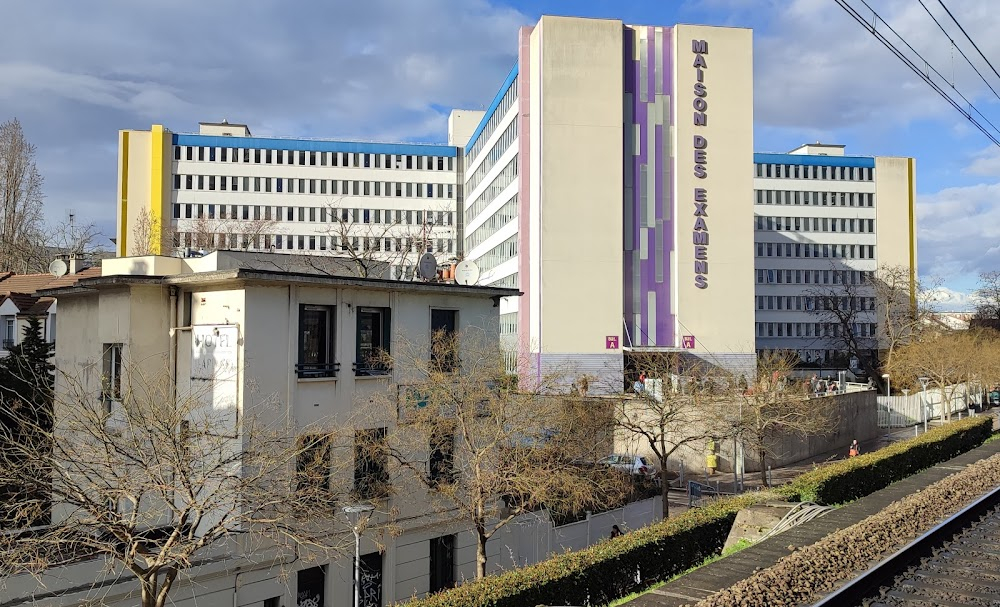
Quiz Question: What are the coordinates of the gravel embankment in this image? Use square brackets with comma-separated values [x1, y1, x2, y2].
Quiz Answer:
[689, 452, 1000, 607]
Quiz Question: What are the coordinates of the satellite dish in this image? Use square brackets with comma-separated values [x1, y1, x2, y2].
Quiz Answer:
[454, 260, 481, 286]
[417, 252, 438, 280]
[48, 259, 68, 277]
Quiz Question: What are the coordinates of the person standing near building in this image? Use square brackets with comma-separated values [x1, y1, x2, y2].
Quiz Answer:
[849, 440, 860, 458]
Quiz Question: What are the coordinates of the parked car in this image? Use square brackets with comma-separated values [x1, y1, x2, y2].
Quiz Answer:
[599, 454, 657, 478]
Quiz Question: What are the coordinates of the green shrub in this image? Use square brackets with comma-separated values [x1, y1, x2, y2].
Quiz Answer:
[400, 492, 777, 607]
[403, 417, 992, 607]
[777, 415, 992, 504]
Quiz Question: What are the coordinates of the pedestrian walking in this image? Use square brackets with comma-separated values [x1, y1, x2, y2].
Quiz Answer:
[611, 524, 623, 538]
[849, 439, 860, 458]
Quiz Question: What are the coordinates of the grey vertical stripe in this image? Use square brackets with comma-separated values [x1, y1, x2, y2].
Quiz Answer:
[639, 165, 648, 228]
[624, 185, 633, 251]
[632, 255, 641, 315]
[655, 218, 664, 282]
[639, 228, 648, 261]
[639, 29, 648, 104]
[655, 27, 664, 96]
[647, 291, 657, 343]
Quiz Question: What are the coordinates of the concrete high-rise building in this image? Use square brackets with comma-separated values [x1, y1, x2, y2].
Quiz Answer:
[115, 15, 916, 386]
[752, 144, 916, 365]
[457, 17, 756, 382]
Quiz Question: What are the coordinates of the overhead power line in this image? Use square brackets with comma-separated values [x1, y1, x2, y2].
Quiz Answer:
[915, 0, 1000, 104]
[833, 0, 1000, 148]
[935, 0, 1000, 88]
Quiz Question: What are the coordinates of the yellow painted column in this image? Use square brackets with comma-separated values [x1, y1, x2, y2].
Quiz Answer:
[149, 125, 169, 255]
[118, 131, 130, 257]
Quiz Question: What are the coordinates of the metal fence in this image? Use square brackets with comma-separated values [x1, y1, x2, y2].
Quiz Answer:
[876, 382, 983, 428]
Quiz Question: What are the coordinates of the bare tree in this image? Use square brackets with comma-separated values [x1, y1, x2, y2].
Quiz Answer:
[130, 208, 169, 256]
[808, 264, 936, 391]
[0, 118, 45, 273]
[732, 350, 834, 486]
[0, 358, 354, 607]
[973, 270, 1000, 327]
[607, 352, 725, 518]
[318, 199, 457, 279]
[368, 329, 625, 579]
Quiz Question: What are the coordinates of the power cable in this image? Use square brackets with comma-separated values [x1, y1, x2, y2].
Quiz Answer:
[833, 0, 1000, 147]
[915, 0, 1000, 103]
[853, 0, 1000, 141]
[935, 0, 1000, 87]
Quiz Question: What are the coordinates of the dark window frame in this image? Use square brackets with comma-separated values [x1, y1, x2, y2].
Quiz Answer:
[355, 307, 391, 376]
[354, 427, 389, 500]
[297, 304, 338, 378]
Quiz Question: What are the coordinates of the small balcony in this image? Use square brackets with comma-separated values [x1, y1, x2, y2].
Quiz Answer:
[2, 339, 14, 350]
[295, 361, 340, 379]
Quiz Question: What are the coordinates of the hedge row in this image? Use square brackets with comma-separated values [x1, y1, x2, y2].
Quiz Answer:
[400, 492, 778, 607]
[403, 416, 993, 607]
[777, 414, 993, 504]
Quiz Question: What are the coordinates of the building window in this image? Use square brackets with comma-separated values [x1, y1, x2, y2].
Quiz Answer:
[102, 343, 123, 411]
[430, 309, 458, 372]
[1, 316, 14, 350]
[356, 307, 391, 376]
[429, 535, 456, 593]
[297, 304, 336, 378]
[297, 566, 326, 607]
[354, 427, 389, 499]
[296, 434, 331, 496]
[428, 426, 455, 486]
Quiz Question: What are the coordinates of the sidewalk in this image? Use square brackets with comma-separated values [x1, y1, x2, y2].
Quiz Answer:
[661, 409, 998, 518]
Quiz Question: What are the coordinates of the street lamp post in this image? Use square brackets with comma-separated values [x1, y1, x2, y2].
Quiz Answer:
[882, 374, 891, 433]
[919, 377, 930, 433]
[344, 504, 375, 607]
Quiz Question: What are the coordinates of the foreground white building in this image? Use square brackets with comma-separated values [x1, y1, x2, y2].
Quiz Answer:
[8, 251, 658, 607]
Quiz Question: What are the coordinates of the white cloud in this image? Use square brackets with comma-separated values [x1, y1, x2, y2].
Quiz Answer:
[753, 0, 1000, 132]
[917, 181, 1000, 282]
[964, 146, 1000, 177]
[927, 286, 978, 312]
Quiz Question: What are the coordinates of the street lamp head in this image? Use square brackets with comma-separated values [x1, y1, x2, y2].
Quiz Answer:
[882, 374, 890, 379]
[918, 376, 930, 388]
[343, 503, 375, 524]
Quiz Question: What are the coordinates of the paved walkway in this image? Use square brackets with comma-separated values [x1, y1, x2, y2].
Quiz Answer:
[626, 410, 1000, 606]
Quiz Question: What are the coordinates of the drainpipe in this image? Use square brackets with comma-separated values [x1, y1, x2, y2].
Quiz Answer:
[169, 286, 178, 406]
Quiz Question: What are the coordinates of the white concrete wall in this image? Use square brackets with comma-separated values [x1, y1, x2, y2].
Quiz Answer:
[673, 25, 756, 370]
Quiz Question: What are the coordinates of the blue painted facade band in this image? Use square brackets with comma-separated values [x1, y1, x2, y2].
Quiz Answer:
[753, 153, 875, 168]
[464, 63, 519, 155]
[173, 134, 458, 157]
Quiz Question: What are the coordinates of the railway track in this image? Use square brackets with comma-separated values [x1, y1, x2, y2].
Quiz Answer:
[811, 483, 1000, 607]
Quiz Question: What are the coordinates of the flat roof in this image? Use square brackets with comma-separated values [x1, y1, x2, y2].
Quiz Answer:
[173, 134, 459, 157]
[753, 152, 876, 168]
[39, 269, 521, 299]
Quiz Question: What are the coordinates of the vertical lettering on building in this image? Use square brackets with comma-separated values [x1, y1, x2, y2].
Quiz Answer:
[692, 40, 709, 289]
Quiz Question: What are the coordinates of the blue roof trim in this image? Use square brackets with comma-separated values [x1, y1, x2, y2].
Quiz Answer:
[753, 153, 875, 168]
[464, 62, 519, 155]
[172, 134, 458, 157]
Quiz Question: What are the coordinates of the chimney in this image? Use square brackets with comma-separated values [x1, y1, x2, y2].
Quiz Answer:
[69, 255, 79, 275]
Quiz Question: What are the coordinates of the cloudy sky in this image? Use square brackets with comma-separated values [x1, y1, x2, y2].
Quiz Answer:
[2, 0, 999, 308]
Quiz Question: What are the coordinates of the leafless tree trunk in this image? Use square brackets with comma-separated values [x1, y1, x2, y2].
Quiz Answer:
[0, 119, 45, 273]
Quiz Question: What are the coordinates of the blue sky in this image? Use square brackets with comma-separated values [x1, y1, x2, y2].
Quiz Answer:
[2, 0, 999, 308]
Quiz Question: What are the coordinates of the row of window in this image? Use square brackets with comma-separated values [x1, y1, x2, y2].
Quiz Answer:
[487, 273, 518, 289]
[465, 116, 518, 194]
[297, 304, 458, 379]
[756, 269, 873, 285]
[464, 196, 518, 253]
[755, 215, 875, 234]
[755, 189, 875, 207]
[175, 231, 455, 254]
[173, 173, 455, 200]
[756, 295, 876, 312]
[173, 203, 454, 227]
[499, 312, 517, 336]
[755, 163, 874, 182]
[466, 78, 519, 165]
[175, 145, 455, 172]
[756, 242, 876, 260]
[465, 158, 517, 226]
[756, 321, 877, 338]
[474, 234, 518, 274]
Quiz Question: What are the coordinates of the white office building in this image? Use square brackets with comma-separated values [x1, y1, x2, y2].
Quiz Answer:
[753, 144, 916, 364]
